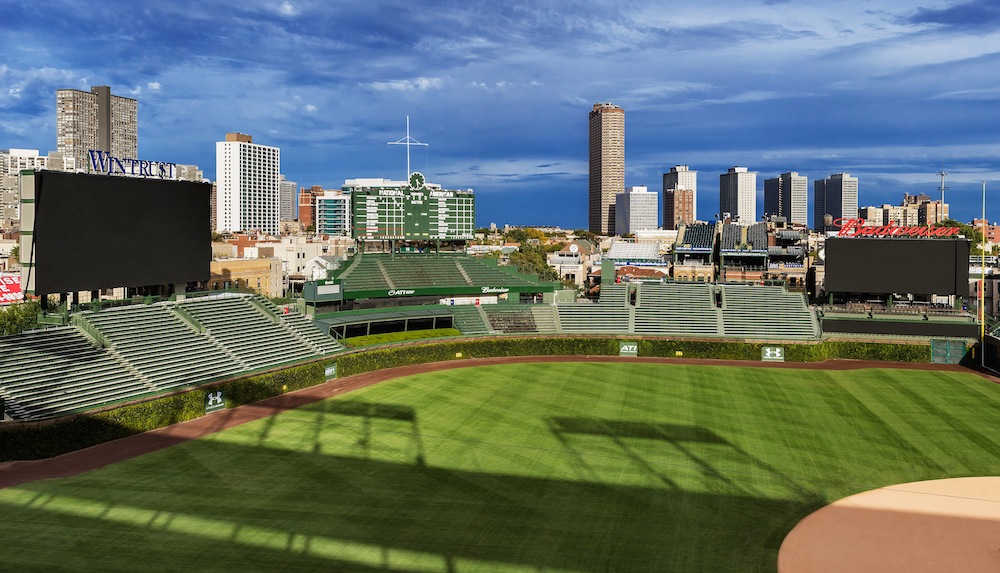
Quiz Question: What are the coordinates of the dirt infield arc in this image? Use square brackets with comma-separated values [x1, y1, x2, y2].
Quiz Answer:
[0, 355, 986, 491]
[778, 477, 1000, 573]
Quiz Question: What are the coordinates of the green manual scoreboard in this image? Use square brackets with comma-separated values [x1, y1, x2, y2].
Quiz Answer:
[351, 172, 475, 241]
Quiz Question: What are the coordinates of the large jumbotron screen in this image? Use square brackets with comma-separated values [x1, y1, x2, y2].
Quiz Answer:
[29, 170, 210, 294]
[824, 237, 969, 296]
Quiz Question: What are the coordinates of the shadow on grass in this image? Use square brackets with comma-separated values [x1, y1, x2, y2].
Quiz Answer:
[547, 416, 817, 500]
[0, 431, 824, 572]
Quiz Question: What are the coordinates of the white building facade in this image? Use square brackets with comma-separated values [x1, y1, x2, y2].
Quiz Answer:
[615, 186, 659, 235]
[216, 133, 281, 235]
[720, 166, 757, 224]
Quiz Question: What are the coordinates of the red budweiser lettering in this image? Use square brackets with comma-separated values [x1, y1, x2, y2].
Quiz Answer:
[834, 218, 961, 238]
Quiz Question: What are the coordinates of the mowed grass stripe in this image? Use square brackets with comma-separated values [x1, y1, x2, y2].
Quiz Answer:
[3, 362, 1000, 572]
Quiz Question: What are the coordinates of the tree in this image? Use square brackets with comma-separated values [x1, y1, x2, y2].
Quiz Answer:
[936, 219, 984, 251]
[508, 245, 559, 282]
[0, 300, 39, 336]
[8, 244, 18, 263]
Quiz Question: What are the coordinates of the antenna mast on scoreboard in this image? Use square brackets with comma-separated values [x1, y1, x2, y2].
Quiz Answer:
[388, 116, 428, 180]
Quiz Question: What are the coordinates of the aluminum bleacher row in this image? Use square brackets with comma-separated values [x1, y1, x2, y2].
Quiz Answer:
[450, 283, 819, 339]
[0, 294, 344, 421]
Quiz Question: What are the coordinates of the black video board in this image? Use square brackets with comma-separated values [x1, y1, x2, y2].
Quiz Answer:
[824, 237, 969, 296]
[31, 171, 210, 294]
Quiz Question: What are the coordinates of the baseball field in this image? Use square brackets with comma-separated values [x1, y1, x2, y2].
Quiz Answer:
[2, 359, 1000, 572]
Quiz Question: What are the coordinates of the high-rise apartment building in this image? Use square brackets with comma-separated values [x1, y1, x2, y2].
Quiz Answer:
[279, 175, 297, 222]
[763, 171, 807, 226]
[662, 165, 697, 227]
[56, 85, 137, 170]
[719, 167, 757, 224]
[216, 133, 281, 235]
[588, 102, 625, 234]
[315, 189, 352, 236]
[615, 186, 658, 235]
[813, 173, 858, 231]
[1, 149, 77, 233]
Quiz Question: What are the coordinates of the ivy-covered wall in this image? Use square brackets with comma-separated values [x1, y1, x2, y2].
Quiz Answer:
[1, 336, 931, 461]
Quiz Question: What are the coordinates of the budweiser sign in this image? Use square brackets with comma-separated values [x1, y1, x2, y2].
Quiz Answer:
[834, 218, 961, 238]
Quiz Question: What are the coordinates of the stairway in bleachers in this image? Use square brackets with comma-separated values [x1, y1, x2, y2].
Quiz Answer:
[181, 296, 326, 372]
[83, 303, 243, 391]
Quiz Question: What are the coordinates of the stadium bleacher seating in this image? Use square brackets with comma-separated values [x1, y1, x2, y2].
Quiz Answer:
[599, 284, 628, 305]
[82, 303, 243, 391]
[0, 326, 151, 420]
[0, 294, 344, 421]
[331, 253, 548, 294]
[449, 305, 491, 335]
[719, 284, 820, 339]
[180, 295, 335, 371]
[483, 305, 540, 333]
[633, 283, 721, 336]
[556, 303, 630, 333]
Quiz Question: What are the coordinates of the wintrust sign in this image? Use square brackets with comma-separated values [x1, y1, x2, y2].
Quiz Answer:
[835, 218, 961, 238]
[88, 150, 177, 179]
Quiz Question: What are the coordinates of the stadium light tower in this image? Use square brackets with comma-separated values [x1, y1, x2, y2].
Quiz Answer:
[937, 171, 949, 204]
[388, 116, 428, 181]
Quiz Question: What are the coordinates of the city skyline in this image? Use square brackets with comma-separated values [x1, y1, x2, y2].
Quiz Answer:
[1, 1, 998, 229]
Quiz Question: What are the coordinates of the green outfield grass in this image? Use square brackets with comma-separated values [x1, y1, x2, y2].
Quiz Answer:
[3, 362, 1000, 572]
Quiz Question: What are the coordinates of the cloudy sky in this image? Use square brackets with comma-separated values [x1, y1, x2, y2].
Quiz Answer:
[2, 0, 998, 228]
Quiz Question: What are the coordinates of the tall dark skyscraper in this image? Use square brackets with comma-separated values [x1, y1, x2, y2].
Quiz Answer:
[764, 171, 807, 225]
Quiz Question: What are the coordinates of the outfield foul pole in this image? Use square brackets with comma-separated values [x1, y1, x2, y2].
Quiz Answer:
[982, 180, 987, 369]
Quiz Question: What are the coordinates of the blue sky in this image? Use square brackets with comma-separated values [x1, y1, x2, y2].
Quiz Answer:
[1, 0, 999, 229]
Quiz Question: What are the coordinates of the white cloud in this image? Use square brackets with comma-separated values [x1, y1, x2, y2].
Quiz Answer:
[147, 82, 161, 91]
[279, 2, 297, 17]
[368, 77, 443, 92]
[305, 104, 317, 113]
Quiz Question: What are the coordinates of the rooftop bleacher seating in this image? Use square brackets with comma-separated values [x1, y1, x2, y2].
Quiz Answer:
[747, 223, 768, 251]
[606, 241, 661, 262]
[720, 224, 742, 250]
[676, 223, 716, 251]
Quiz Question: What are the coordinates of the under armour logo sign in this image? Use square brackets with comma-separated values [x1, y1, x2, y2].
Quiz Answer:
[207, 391, 223, 407]
[764, 348, 783, 358]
